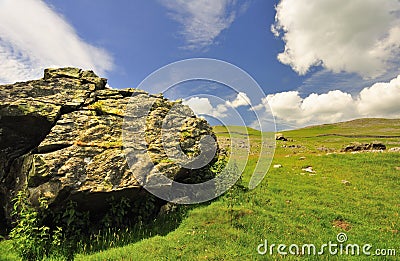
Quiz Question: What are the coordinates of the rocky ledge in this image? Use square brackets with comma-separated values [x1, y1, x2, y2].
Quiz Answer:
[0, 68, 218, 228]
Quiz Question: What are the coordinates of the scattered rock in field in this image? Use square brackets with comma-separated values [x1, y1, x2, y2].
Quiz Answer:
[351, 149, 383, 154]
[302, 166, 315, 173]
[341, 142, 386, 152]
[282, 144, 303, 148]
[299, 156, 306, 160]
[317, 147, 335, 152]
[389, 147, 400, 152]
[273, 164, 283, 168]
[275, 133, 288, 141]
[341, 180, 351, 186]
[291, 145, 303, 148]
[395, 167, 400, 171]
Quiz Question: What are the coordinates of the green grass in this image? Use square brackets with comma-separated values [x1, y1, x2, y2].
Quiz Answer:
[0, 240, 18, 260]
[213, 125, 262, 138]
[1, 118, 399, 260]
[286, 118, 400, 137]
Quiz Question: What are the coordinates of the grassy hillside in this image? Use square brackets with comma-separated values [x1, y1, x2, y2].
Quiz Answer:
[212, 125, 262, 137]
[1, 118, 399, 260]
[287, 118, 400, 137]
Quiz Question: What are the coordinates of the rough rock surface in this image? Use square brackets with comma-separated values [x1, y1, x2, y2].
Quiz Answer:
[0, 68, 218, 226]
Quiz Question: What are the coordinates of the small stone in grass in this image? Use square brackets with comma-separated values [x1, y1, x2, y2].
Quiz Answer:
[302, 166, 315, 173]
[341, 180, 351, 186]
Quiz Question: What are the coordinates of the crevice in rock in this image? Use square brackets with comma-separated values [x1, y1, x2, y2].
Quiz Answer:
[33, 143, 74, 154]
[59, 89, 96, 116]
[0, 115, 53, 177]
[82, 108, 125, 118]
[118, 89, 148, 98]
[29, 98, 63, 107]
[74, 141, 123, 149]
[59, 104, 81, 115]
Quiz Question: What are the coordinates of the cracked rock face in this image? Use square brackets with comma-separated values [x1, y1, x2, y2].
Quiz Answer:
[0, 68, 218, 226]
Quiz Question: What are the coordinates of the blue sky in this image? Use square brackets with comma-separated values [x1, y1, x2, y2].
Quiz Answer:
[41, 0, 301, 93]
[1, 0, 399, 130]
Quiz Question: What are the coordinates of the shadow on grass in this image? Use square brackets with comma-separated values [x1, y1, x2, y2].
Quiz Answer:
[77, 202, 210, 255]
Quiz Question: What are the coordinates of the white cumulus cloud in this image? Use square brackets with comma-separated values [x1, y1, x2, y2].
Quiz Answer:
[183, 97, 228, 118]
[0, 0, 113, 84]
[160, 0, 247, 50]
[357, 75, 400, 117]
[257, 75, 400, 127]
[183, 92, 252, 118]
[262, 90, 356, 125]
[272, 0, 400, 78]
[226, 92, 251, 108]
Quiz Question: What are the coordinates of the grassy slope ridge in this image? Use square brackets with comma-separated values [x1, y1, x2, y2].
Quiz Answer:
[288, 118, 400, 137]
[1, 118, 399, 260]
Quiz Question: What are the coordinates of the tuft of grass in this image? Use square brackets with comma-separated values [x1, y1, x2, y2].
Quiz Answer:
[0, 240, 18, 261]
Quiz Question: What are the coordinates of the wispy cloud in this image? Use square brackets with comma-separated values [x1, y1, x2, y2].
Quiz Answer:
[160, 0, 248, 50]
[0, 0, 113, 84]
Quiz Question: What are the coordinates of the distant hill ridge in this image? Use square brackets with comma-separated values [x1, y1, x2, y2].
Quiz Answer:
[213, 118, 400, 137]
[292, 118, 400, 137]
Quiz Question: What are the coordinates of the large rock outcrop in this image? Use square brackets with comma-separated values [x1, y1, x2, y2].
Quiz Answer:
[0, 68, 218, 227]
